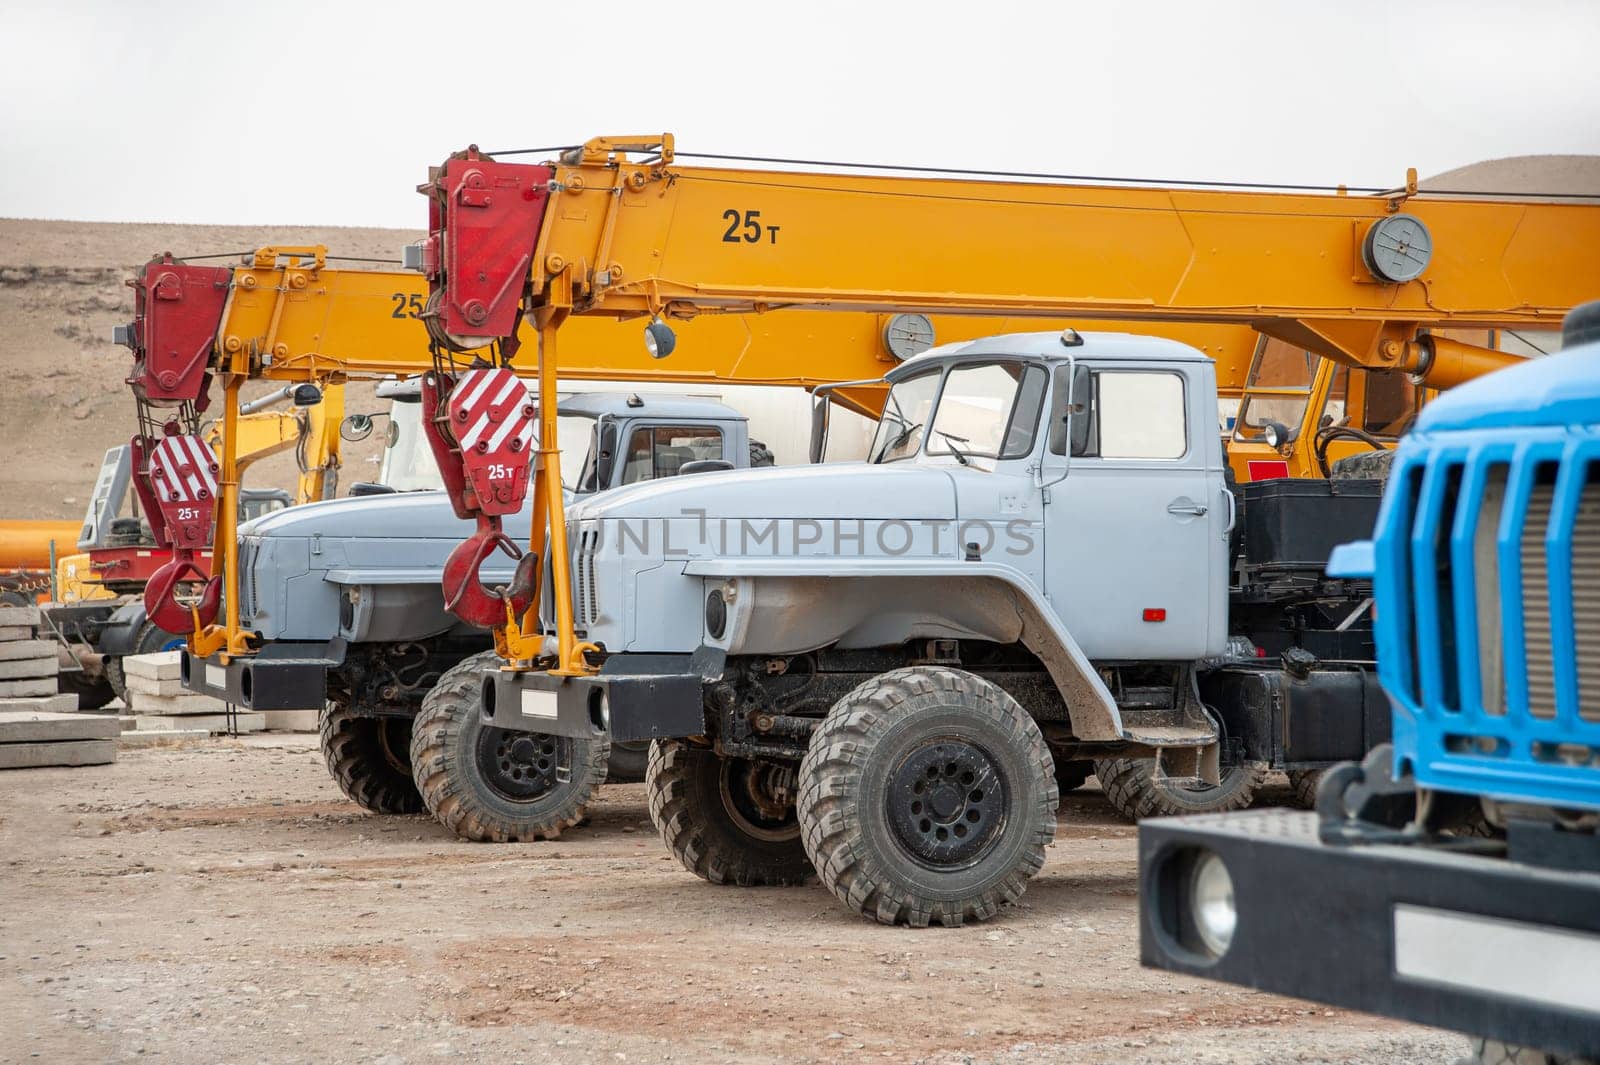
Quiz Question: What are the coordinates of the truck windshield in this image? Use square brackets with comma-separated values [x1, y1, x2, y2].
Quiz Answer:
[381, 402, 595, 493]
[868, 370, 940, 462]
[1235, 337, 1318, 440]
[868, 360, 1046, 463]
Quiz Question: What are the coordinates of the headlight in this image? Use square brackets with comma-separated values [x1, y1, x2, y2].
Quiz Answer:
[1189, 851, 1236, 956]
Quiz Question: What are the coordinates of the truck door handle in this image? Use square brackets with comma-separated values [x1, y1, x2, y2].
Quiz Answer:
[1166, 502, 1208, 516]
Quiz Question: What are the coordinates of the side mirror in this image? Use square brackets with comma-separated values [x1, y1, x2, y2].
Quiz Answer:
[1068, 366, 1094, 457]
[340, 414, 375, 442]
[808, 392, 832, 464]
[595, 418, 619, 487]
[678, 459, 734, 476]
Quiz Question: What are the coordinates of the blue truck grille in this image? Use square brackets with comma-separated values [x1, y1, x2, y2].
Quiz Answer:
[1377, 432, 1600, 808]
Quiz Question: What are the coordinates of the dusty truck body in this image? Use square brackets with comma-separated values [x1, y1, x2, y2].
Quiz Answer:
[184, 389, 767, 806]
[464, 330, 1387, 923]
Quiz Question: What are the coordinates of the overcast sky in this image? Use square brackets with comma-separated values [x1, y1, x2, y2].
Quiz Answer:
[3, 0, 1597, 229]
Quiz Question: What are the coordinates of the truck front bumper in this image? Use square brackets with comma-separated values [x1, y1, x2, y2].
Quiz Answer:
[1139, 810, 1600, 1057]
[481, 653, 710, 744]
[182, 640, 344, 710]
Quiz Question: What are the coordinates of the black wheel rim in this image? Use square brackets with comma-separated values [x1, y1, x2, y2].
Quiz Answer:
[717, 758, 800, 843]
[476, 726, 567, 802]
[888, 738, 1007, 868]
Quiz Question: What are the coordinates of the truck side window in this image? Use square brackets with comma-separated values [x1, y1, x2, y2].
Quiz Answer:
[1051, 369, 1187, 459]
[1093, 372, 1187, 459]
[621, 426, 724, 484]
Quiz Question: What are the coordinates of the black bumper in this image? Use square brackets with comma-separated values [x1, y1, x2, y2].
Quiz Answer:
[182, 640, 344, 710]
[1139, 810, 1600, 1058]
[481, 653, 709, 744]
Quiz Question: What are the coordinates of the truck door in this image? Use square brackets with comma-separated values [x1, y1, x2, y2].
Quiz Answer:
[1043, 361, 1224, 660]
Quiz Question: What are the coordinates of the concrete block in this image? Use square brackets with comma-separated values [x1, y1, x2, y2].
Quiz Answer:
[135, 712, 263, 733]
[124, 673, 188, 697]
[259, 708, 319, 732]
[117, 728, 210, 747]
[0, 693, 78, 713]
[0, 678, 59, 698]
[127, 690, 224, 715]
[0, 657, 57, 681]
[0, 640, 55, 662]
[0, 606, 41, 629]
[0, 710, 120, 743]
[0, 627, 30, 642]
[0, 739, 115, 769]
[123, 652, 183, 682]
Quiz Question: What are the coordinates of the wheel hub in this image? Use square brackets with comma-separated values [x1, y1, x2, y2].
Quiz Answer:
[888, 739, 1006, 867]
[477, 725, 564, 802]
[718, 759, 800, 843]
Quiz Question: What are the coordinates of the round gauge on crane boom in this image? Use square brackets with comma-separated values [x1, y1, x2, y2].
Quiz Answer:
[883, 313, 936, 360]
[1362, 214, 1433, 283]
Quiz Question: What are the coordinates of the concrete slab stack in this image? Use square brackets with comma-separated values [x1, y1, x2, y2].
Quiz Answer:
[123, 652, 264, 734]
[0, 606, 69, 708]
[0, 710, 119, 768]
[0, 606, 120, 768]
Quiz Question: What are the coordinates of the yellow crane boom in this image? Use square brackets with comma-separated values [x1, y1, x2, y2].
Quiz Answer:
[417, 135, 1600, 674]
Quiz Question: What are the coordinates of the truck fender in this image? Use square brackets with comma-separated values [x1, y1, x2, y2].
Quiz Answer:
[95, 599, 150, 656]
[684, 559, 1124, 741]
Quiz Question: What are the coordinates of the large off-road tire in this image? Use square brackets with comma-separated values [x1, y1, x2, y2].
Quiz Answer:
[797, 666, 1057, 927]
[748, 440, 775, 468]
[410, 651, 608, 842]
[647, 740, 813, 886]
[320, 696, 424, 815]
[1328, 448, 1395, 482]
[1287, 768, 1324, 810]
[605, 740, 652, 784]
[104, 619, 188, 703]
[1094, 755, 1266, 822]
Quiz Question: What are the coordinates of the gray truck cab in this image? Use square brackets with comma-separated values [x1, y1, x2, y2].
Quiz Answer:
[183, 389, 769, 810]
[472, 330, 1234, 924]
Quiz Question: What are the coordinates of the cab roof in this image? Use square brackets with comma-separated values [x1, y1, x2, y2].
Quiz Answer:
[888, 330, 1211, 381]
[555, 392, 747, 422]
[372, 376, 745, 422]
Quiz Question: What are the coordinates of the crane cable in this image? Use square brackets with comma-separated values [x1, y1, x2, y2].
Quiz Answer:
[484, 145, 1598, 200]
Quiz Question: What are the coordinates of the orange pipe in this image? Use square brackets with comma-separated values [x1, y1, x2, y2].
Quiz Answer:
[0, 520, 81, 571]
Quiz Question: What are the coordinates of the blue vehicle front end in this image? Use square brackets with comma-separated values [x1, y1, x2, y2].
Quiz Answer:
[1136, 303, 1600, 1060]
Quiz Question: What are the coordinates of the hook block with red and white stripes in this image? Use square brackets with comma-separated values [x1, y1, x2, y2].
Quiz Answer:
[443, 367, 536, 518]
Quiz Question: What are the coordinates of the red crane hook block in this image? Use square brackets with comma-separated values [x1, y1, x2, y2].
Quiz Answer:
[441, 520, 535, 630]
[144, 552, 222, 635]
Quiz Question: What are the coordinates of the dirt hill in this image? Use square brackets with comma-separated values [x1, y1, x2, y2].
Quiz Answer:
[0, 220, 420, 521]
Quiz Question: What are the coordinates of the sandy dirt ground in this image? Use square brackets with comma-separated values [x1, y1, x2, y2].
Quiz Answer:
[1, 737, 1469, 1065]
